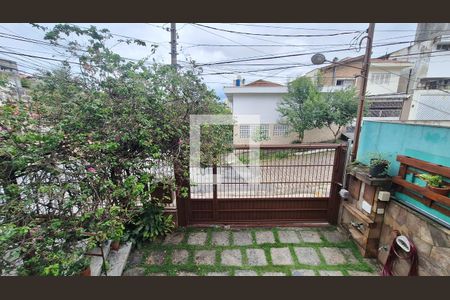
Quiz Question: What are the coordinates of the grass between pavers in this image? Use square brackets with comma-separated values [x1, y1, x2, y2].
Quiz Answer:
[132, 226, 376, 276]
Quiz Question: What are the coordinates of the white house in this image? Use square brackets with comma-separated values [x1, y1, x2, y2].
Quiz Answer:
[380, 29, 450, 121]
[223, 79, 336, 145]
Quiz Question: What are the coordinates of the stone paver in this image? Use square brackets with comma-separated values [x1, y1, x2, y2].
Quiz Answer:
[123, 267, 146, 276]
[255, 231, 275, 244]
[262, 272, 286, 276]
[177, 271, 197, 276]
[194, 250, 216, 265]
[278, 230, 300, 244]
[348, 271, 378, 276]
[187, 232, 207, 245]
[319, 270, 343, 276]
[163, 232, 185, 245]
[206, 272, 229, 276]
[270, 247, 293, 265]
[221, 249, 242, 266]
[246, 249, 268, 266]
[232, 231, 253, 246]
[294, 247, 321, 266]
[322, 230, 347, 243]
[299, 230, 322, 243]
[235, 270, 257, 276]
[341, 248, 358, 264]
[127, 250, 144, 267]
[148, 272, 166, 276]
[172, 249, 189, 265]
[320, 247, 347, 265]
[131, 227, 380, 277]
[146, 251, 166, 265]
[211, 231, 230, 246]
[292, 269, 316, 276]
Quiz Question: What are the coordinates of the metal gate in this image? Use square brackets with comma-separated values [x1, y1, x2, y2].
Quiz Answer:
[185, 144, 346, 226]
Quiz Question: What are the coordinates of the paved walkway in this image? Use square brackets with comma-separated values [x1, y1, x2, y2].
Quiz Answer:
[123, 227, 380, 276]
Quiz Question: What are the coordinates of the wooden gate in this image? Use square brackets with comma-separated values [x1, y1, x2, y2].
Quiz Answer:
[184, 144, 346, 226]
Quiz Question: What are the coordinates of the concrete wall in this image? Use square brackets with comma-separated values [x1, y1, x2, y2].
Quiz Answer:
[408, 90, 450, 121]
[231, 93, 284, 123]
[356, 120, 450, 176]
[356, 120, 450, 275]
[232, 124, 337, 145]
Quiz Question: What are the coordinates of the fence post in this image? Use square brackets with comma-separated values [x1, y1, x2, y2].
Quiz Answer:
[212, 162, 218, 221]
[327, 145, 346, 224]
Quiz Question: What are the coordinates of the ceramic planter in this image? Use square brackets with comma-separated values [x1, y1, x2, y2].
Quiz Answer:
[80, 266, 91, 276]
[428, 184, 450, 196]
[110, 240, 120, 251]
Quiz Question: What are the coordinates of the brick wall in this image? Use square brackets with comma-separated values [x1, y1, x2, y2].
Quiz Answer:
[379, 201, 450, 276]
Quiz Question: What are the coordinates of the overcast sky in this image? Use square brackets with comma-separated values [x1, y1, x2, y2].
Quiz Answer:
[0, 23, 418, 99]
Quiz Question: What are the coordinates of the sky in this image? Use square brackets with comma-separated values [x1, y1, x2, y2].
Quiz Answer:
[0, 23, 418, 99]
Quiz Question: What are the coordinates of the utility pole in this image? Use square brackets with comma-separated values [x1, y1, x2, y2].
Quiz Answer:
[351, 23, 375, 161]
[170, 23, 177, 68]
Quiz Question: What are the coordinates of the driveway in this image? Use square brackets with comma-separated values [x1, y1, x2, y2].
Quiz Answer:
[123, 226, 380, 276]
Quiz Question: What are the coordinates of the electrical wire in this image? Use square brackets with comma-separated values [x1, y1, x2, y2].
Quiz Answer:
[193, 23, 363, 37]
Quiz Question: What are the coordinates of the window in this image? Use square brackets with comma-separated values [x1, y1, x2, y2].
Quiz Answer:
[239, 124, 270, 139]
[370, 73, 391, 85]
[336, 79, 354, 86]
[259, 124, 269, 139]
[239, 125, 250, 138]
[437, 43, 450, 51]
[273, 124, 289, 136]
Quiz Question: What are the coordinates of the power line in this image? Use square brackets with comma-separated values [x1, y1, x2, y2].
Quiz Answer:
[193, 23, 363, 37]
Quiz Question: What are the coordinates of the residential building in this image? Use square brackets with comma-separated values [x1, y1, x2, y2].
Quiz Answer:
[305, 56, 412, 119]
[223, 79, 335, 145]
[379, 23, 450, 121]
[0, 58, 21, 88]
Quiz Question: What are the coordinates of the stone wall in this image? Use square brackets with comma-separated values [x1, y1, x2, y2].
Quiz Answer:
[379, 200, 450, 276]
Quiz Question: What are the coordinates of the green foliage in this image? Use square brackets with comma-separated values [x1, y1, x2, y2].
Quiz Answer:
[418, 174, 444, 188]
[20, 78, 32, 89]
[124, 202, 174, 246]
[278, 77, 358, 142]
[277, 77, 321, 142]
[0, 23, 226, 275]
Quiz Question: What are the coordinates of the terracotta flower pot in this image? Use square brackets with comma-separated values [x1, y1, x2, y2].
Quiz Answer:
[80, 267, 91, 276]
[428, 184, 450, 196]
[110, 240, 120, 251]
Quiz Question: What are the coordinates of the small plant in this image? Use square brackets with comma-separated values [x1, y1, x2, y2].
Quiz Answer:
[368, 153, 390, 178]
[418, 174, 443, 188]
[418, 173, 450, 196]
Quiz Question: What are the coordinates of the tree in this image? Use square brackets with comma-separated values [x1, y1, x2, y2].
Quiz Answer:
[0, 24, 231, 275]
[320, 88, 359, 141]
[277, 77, 321, 142]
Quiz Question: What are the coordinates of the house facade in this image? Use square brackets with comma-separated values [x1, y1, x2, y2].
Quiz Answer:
[305, 56, 412, 119]
[224, 79, 335, 145]
[379, 24, 450, 121]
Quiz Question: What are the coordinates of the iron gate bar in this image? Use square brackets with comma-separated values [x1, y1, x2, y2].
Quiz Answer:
[186, 144, 346, 225]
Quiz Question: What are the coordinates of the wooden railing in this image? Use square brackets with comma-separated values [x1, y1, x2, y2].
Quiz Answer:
[392, 155, 450, 216]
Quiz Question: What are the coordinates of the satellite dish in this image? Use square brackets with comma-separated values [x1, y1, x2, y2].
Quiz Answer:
[311, 53, 326, 65]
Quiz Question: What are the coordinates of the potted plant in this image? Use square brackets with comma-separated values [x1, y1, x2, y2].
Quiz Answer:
[109, 220, 125, 251]
[77, 256, 92, 276]
[418, 174, 450, 196]
[369, 154, 390, 178]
